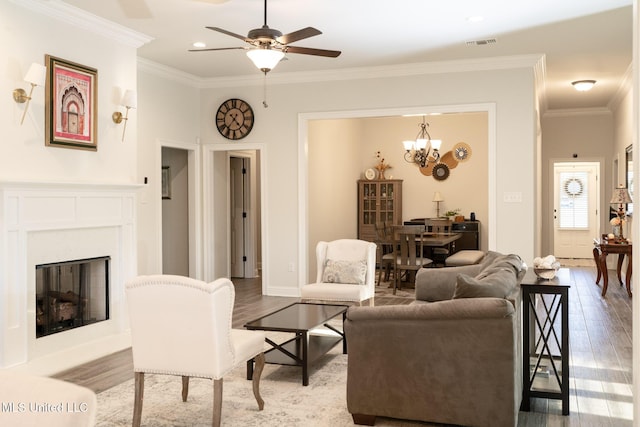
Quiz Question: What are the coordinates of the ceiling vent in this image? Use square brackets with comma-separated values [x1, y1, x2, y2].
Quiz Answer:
[465, 38, 497, 46]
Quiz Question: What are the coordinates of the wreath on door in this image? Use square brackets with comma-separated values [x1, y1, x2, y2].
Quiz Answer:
[563, 177, 584, 197]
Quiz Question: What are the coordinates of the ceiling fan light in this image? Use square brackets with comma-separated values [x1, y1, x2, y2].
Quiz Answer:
[246, 48, 285, 73]
[572, 80, 596, 92]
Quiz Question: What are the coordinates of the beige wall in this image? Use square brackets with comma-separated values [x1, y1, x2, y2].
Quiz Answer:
[308, 113, 488, 281]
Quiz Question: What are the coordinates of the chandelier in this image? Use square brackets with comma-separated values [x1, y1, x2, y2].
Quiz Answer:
[401, 116, 473, 181]
[402, 116, 442, 168]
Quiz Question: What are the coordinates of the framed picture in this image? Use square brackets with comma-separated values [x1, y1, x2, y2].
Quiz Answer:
[45, 55, 98, 151]
[162, 166, 171, 200]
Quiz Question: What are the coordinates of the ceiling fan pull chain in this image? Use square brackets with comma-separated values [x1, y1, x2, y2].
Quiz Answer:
[262, 73, 269, 108]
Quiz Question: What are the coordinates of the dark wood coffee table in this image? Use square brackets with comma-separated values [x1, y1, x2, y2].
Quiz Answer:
[244, 302, 348, 386]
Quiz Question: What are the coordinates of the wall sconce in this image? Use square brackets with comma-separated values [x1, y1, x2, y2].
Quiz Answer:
[112, 89, 137, 141]
[13, 63, 47, 125]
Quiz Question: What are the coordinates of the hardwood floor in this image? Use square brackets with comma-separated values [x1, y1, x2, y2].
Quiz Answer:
[53, 266, 633, 426]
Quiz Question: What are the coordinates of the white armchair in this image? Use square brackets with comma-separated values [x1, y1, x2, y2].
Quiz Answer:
[300, 239, 377, 305]
[0, 372, 97, 427]
[125, 275, 266, 427]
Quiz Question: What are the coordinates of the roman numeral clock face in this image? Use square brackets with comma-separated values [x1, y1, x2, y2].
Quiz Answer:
[216, 98, 254, 140]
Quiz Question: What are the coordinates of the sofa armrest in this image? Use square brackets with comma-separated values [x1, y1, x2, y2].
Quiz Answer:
[414, 264, 483, 301]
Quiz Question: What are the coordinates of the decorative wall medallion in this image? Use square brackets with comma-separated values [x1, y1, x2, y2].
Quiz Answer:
[432, 163, 450, 181]
[453, 142, 472, 162]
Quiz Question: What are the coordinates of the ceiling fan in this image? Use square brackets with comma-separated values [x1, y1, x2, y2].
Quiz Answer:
[190, 0, 341, 74]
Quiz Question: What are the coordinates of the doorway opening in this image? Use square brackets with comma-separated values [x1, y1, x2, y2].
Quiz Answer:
[203, 145, 264, 289]
[159, 142, 201, 278]
[230, 154, 260, 278]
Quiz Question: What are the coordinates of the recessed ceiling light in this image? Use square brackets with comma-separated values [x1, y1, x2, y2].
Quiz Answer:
[572, 80, 596, 91]
[192, 42, 206, 48]
[467, 16, 484, 23]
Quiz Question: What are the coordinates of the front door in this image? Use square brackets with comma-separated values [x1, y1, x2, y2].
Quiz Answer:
[553, 162, 600, 258]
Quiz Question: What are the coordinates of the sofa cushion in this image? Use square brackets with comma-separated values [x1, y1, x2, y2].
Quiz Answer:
[453, 268, 517, 299]
[321, 259, 367, 285]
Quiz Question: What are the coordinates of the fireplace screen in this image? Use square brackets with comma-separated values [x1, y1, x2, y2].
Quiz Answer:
[35, 256, 110, 338]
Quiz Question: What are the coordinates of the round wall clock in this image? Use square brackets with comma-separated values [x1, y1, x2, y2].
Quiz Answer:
[216, 98, 254, 140]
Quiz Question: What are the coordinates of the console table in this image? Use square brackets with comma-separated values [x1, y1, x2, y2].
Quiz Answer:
[520, 268, 571, 416]
[592, 236, 632, 298]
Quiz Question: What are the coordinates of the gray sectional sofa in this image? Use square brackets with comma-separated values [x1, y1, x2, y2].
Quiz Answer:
[344, 252, 527, 427]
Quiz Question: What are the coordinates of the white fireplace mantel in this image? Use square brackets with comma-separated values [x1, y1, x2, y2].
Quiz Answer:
[0, 180, 143, 374]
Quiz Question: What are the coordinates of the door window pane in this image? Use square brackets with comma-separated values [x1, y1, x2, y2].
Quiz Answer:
[559, 172, 588, 229]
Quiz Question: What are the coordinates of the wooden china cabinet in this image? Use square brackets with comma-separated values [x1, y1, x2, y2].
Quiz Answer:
[357, 179, 403, 242]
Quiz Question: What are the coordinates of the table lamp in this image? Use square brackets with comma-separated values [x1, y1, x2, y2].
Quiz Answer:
[610, 186, 632, 241]
[433, 191, 444, 218]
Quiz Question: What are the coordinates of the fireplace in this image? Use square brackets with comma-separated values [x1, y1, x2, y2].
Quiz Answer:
[36, 256, 110, 338]
[0, 181, 141, 374]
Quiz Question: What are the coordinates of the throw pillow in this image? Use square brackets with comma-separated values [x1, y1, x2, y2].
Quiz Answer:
[322, 259, 367, 285]
[453, 269, 516, 299]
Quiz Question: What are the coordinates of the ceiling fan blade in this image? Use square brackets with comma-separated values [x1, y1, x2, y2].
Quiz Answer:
[284, 46, 341, 58]
[277, 27, 322, 45]
[206, 27, 251, 43]
[188, 47, 247, 52]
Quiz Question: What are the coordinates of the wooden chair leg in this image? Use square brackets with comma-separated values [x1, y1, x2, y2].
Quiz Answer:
[181, 376, 189, 402]
[252, 352, 265, 410]
[133, 372, 144, 427]
[212, 379, 223, 427]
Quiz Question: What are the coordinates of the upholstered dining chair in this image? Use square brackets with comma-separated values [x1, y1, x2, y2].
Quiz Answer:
[300, 239, 377, 305]
[393, 225, 432, 294]
[125, 275, 266, 427]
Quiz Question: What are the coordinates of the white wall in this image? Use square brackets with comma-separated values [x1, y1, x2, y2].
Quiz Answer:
[195, 65, 537, 295]
[136, 64, 201, 275]
[0, 1, 140, 183]
[0, 1, 539, 299]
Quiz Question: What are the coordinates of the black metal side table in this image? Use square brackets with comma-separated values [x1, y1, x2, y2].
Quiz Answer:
[520, 268, 571, 415]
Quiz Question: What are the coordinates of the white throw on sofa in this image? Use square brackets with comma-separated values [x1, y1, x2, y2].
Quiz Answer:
[0, 371, 97, 426]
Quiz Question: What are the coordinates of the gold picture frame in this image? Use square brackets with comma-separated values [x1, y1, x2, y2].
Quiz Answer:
[45, 55, 98, 151]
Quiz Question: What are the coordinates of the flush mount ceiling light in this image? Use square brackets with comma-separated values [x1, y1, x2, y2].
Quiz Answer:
[572, 80, 596, 92]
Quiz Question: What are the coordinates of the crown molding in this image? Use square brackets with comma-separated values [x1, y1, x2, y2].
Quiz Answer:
[139, 54, 544, 89]
[12, 0, 153, 48]
[608, 63, 632, 111]
[533, 55, 548, 115]
[137, 58, 203, 87]
[543, 107, 613, 118]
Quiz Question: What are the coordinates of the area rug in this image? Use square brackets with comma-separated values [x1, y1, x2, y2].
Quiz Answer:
[95, 341, 429, 426]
